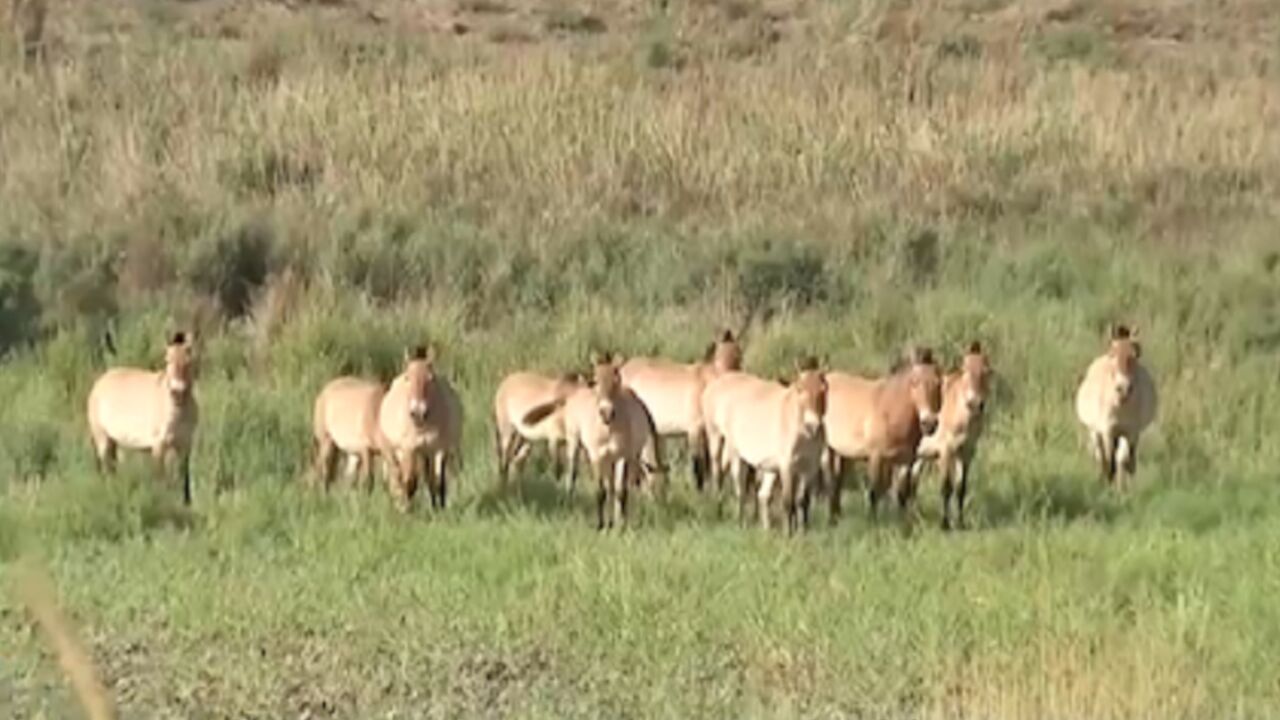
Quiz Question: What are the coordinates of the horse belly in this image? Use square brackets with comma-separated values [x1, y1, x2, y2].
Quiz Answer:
[329, 421, 376, 454]
[94, 390, 164, 450]
[826, 416, 872, 460]
[111, 424, 162, 451]
[633, 385, 695, 436]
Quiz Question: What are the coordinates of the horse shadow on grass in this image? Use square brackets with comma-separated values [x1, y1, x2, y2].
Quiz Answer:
[954, 469, 1125, 531]
[468, 468, 726, 528]
[470, 473, 585, 521]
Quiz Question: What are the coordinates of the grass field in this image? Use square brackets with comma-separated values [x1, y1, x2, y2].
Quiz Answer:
[2, 0, 1279, 717]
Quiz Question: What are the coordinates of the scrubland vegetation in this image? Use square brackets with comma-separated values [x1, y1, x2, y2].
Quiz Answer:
[2, 0, 1279, 716]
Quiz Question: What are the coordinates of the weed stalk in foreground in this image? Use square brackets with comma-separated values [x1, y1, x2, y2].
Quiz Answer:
[11, 558, 117, 720]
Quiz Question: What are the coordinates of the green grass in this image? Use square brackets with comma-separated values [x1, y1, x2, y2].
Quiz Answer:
[2, 0, 1280, 716]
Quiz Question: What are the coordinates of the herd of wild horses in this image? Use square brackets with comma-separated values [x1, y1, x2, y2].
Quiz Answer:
[84, 325, 1157, 532]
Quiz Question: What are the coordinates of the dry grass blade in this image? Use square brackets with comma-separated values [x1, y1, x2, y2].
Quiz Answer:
[11, 559, 117, 720]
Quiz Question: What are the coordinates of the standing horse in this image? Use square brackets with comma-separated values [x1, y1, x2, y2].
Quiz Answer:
[378, 345, 464, 511]
[86, 331, 199, 505]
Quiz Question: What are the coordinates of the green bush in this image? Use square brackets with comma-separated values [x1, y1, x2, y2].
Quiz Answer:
[0, 240, 41, 355]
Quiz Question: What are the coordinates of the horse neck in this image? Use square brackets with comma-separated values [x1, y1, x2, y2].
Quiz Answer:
[875, 371, 919, 430]
[941, 372, 967, 423]
[155, 369, 188, 409]
[779, 384, 818, 442]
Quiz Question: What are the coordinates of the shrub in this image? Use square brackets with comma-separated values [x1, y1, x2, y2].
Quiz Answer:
[0, 240, 41, 355]
[183, 215, 276, 320]
[736, 237, 830, 318]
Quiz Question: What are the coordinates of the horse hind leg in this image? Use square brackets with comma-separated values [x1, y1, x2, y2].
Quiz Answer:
[498, 425, 526, 488]
[90, 428, 117, 476]
[731, 455, 751, 527]
[690, 430, 709, 492]
[894, 464, 918, 520]
[313, 435, 339, 491]
[867, 457, 892, 521]
[757, 470, 777, 532]
[779, 469, 798, 536]
[936, 455, 954, 531]
[594, 459, 609, 531]
[825, 451, 845, 527]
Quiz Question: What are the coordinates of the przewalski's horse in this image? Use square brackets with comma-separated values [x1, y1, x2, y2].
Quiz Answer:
[1075, 324, 1157, 489]
[909, 342, 993, 530]
[699, 368, 761, 494]
[378, 345, 464, 511]
[822, 347, 943, 525]
[86, 331, 199, 505]
[716, 357, 828, 535]
[492, 370, 584, 488]
[312, 376, 386, 493]
[524, 352, 661, 529]
[619, 330, 743, 491]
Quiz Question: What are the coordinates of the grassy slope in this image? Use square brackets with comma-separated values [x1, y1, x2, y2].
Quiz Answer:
[2, 0, 1280, 717]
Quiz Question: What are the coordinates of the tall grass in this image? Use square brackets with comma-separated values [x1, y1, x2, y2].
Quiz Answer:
[1, 0, 1279, 717]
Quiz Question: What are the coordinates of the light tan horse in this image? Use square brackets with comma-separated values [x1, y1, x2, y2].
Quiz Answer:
[492, 370, 584, 487]
[909, 342, 993, 530]
[822, 347, 943, 524]
[86, 331, 199, 505]
[524, 352, 660, 529]
[312, 376, 386, 493]
[717, 358, 828, 534]
[619, 329, 743, 491]
[378, 345, 464, 511]
[699, 369, 762, 493]
[1075, 324, 1157, 489]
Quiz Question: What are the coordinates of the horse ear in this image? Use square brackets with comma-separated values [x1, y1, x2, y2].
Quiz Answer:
[911, 346, 934, 365]
[169, 331, 186, 347]
[719, 328, 734, 343]
[967, 340, 982, 355]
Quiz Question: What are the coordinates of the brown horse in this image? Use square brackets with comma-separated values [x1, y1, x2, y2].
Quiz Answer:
[910, 342, 993, 530]
[312, 376, 386, 493]
[525, 352, 660, 529]
[492, 370, 584, 488]
[378, 345, 464, 511]
[1075, 325, 1157, 489]
[86, 331, 199, 505]
[822, 347, 942, 525]
[619, 330, 743, 491]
